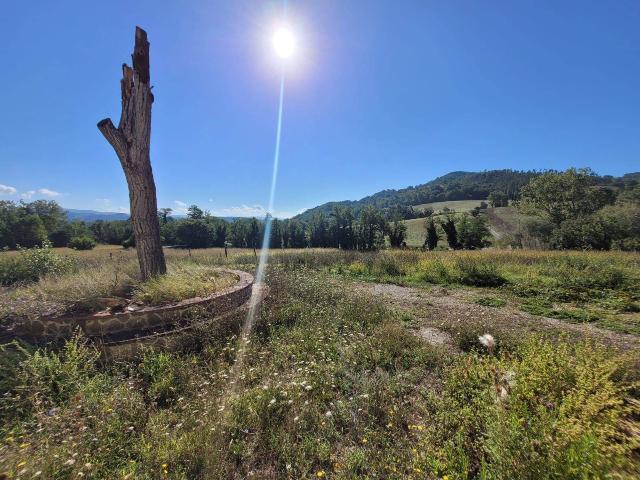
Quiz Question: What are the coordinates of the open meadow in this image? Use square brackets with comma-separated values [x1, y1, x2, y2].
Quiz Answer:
[3, 1, 640, 477]
[1, 246, 639, 478]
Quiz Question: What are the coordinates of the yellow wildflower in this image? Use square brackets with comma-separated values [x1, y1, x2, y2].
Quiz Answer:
[316, 470, 326, 477]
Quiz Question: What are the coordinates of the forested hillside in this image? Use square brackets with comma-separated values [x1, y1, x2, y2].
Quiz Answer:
[296, 170, 538, 221]
[296, 169, 639, 221]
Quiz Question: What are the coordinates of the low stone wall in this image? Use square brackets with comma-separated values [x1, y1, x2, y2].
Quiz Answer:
[2, 270, 256, 354]
[101, 283, 269, 360]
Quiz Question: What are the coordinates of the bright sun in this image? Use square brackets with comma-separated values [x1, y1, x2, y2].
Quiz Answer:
[273, 27, 296, 59]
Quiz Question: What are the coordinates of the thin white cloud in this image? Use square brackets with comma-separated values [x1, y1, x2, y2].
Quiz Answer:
[21, 188, 61, 200]
[211, 204, 294, 219]
[0, 184, 17, 195]
[173, 200, 188, 214]
[37, 188, 61, 197]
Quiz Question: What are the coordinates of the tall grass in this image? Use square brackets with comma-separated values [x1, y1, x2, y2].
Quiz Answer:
[0, 269, 637, 478]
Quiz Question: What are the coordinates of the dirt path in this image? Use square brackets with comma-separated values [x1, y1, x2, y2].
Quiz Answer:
[354, 282, 640, 353]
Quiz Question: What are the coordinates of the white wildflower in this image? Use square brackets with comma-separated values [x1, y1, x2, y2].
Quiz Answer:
[478, 333, 496, 350]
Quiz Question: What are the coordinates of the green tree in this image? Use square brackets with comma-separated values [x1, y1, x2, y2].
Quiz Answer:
[388, 220, 407, 248]
[307, 211, 329, 247]
[160, 220, 178, 245]
[187, 205, 205, 220]
[68, 236, 97, 250]
[457, 214, 490, 249]
[176, 220, 214, 248]
[13, 215, 48, 248]
[330, 206, 354, 249]
[488, 191, 508, 207]
[214, 222, 227, 247]
[355, 205, 388, 250]
[518, 168, 614, 225]
[440, 216, 460, 250]
[158, 208, 173, 224]
[21, 200, 66, 234]
[247, 218, 261, 253]
[270, 218, 282, 248]
[424, 219, 438, 250]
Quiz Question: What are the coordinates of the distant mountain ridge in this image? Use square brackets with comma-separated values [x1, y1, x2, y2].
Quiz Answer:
[295, 169, 640, 221]
[64, 209, 129, 222]
[63, 209, 239, 223]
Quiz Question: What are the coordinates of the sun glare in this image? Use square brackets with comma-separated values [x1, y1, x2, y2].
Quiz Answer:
[273, 27, 296, 59]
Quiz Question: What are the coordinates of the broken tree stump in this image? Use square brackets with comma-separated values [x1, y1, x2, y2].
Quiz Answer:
[98, 27, 166, 280]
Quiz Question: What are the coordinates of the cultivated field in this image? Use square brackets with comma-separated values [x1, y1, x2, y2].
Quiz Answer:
[413, 199, 485, 213]
[1, 247, 639, 478]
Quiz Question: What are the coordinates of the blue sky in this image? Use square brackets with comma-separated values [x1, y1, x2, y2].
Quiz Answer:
[1, 0, 639, 218]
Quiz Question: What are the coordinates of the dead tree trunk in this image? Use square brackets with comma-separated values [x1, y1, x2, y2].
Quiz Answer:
[98, 27, 166, 280]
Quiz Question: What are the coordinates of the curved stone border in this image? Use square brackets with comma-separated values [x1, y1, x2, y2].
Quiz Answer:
[101, 284, 269, 360]
[3, 269, 254, 346]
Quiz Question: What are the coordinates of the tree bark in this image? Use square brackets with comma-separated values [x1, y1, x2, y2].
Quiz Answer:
[98, 27, 166, 280]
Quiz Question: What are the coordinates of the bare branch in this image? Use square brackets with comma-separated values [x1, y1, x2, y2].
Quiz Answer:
[97, 118, 127, 160]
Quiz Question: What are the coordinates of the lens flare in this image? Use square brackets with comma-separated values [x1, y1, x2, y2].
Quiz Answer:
[221, 5, 291, 414]
[273, 27, 295, 59]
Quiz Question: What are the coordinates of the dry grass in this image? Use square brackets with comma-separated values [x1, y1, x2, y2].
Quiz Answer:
[0, 252, 241, 319]
[132, 264, 238, 305]
[0, 268, 637, 479]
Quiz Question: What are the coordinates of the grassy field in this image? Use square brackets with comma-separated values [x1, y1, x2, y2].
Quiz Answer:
[401, 217, 429, 247]
[1, 247, 639, 478]
[403, 204, 532, 247]
[413, 199, 485, 213]
[404, 200, 487, 247]
[402, 214, 470, 247]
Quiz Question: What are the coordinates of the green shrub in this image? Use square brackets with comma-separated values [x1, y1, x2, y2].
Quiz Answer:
[68, 235, 96, 250]
[0, 336, 99, 420]
[0, 241, 73, 285]
[413, 337, 639, 478]
[417, 257, 453, 284]
[455, 257, 507, 287]
[372, 253, 406, 277]
[475, 296, 507, 307]
[138, 350, 193, 407]
[347, 261, 368, 276]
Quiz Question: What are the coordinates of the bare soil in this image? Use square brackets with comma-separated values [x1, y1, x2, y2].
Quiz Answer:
[353, 281, 640, 353]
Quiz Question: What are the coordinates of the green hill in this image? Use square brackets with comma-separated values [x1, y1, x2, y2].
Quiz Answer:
[295, 170, 537, 221]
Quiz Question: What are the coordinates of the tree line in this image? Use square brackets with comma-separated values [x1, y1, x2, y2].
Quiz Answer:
[2, 168, 637, 252]
[158, 204, 405, 251]
[0, 200, 103, 250]
[0, 200, 407, 251]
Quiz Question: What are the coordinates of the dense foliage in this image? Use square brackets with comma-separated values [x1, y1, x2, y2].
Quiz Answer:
[0, 241, 74, 286]
[296, 169, 539, 221]
[517, 168, 640, 250]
